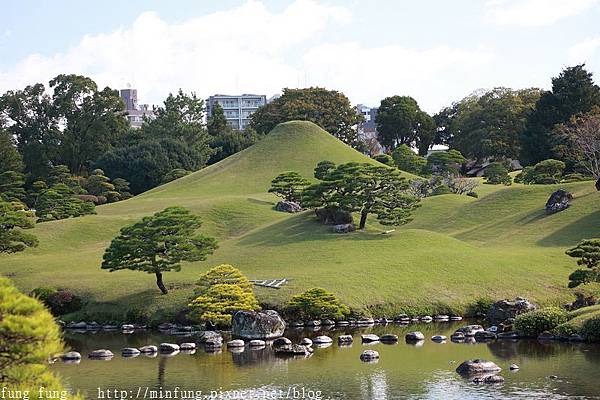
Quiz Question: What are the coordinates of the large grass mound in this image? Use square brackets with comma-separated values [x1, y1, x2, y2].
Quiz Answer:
[1, 121, 598, 320]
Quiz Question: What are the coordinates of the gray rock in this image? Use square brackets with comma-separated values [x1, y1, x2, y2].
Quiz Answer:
[545, 189, 573, 214]
[232, 310, 285, 340]
[510, 364, 520, 370]
[274, 344, 313, 356]
[456, 359, 501, 376]
[179, 343, 196, 350]
[61, 351, 82, 361]
[67, 321, 88, 330]
[360, 350, 380, 362]
[450, 332, 465, 341]
[121, 324, 135, 331]
[380, 334, 399, 343]
[275, 201, 302, 213]
[434, 315, 450, 321]
[456, 325, 485, 337]
[159, 343, 180, 353]
[199, 330, 223, 343]
[139, 345, 158, 353]
[248, 339, 266, 347]
[538, 331, 556, 340]
[102, 324, 119, 331]
[420, 316, 433, 322]
[338, 335, 353, 344]
[432, 335, 447, 342]
[158, 323, 175, 331]
[475, 330, 497, 341]
[273, 337, 292, 347]
[450, 316, 463, 321]
[306, 320, 321, 327]
[227, 339, 245, 348]
[300, 338, 313, 346]
[288, 321, 304, 327]
[121, 348, 140, 357]
[321, 319, 335, 326]
[336, 321, 350, 326]
[357, 318, 375, 325]
[487, 297, 537, 324]
[332, 223, 356, 233]
[313, 335, 333, 344]
[473, 375, 505, 384]
[88, 349, 114, 359]
[361, 334, 380, 343]
[405, 331, 425, 341]
[497, 331, 520, 339]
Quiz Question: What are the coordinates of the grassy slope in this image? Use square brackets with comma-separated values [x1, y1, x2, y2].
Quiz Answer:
[1, 120, 599, 320]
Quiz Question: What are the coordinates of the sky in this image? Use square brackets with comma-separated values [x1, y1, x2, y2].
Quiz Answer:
[1, 0, 599, 113]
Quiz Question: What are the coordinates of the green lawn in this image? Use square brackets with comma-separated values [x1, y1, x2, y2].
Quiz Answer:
[1, 121, 598, 321]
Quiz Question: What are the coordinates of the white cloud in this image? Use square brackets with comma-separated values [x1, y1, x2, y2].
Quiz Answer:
[484, 0, 598, 27]
[568, 37, 600, 64]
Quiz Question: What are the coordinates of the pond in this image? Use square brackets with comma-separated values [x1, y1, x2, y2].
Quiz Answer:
[51, 321, 600, 399]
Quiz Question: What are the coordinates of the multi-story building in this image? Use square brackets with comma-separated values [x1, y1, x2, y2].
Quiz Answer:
[119, 88, 155, 128]
[206, 94, 267, 130]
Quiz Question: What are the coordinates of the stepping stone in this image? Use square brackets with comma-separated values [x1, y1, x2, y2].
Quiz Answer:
[360, 350, 380, 362]
[227, 339, 245, 348]
[312, 335, 333, 344]
[405, 331, 425, 341]
[61, 351, 81, 361]
[300, 338, 313, 346]
[139, 345, 158, 353]
[432, 335, 447, 342]
[248, 340, 266, 347]
[159, 343, 180, 353]
[88, 349, 114, 359]
[380, 334, 398, 343]
[361, 334, 380, 343]
[338, 335, 353, 344]
[179, 343, 196, 350]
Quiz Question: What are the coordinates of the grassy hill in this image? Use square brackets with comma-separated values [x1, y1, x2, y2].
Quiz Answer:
[1, 121, 598, 321]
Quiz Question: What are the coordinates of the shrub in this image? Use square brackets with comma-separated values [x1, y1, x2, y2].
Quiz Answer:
[30, 287, 58, 303]
[514, 166, 534, 184]
[431, 185, 452, 196]
[162, 168, 191, 184]
[373, 153, 394, 166]
[514, 307, 569, 337]
[469, 297, 495, 317]
[284, 287, 350, 321]
[391, 145, 427, 174]
[561, 173, 588, 183]
[484, 162, 512, 185]
[552, 321, 579, 337]
[45, 289, 83, 315]
[533, 159, 565, 183]
[580, 315, 600, 341]
[467, 191, 479, 198]
[194, 264, 254, 296]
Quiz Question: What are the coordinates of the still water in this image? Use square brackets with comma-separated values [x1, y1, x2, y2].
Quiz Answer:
[51, 321, 600, 399]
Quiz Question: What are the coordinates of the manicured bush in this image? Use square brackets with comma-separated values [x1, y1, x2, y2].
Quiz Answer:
[392, 145, 427, 175]
[194, 264, 254, 296]
[484, 162, 512, 185]
[45, 290, 83, 315]
[373, 153, 394, 166]
[284, 287, 350, 321]
[162, 168, 191, 184]
[514, 307, 569, 337]
[431, 185, 453, 196]
[580, 315, 600, 341]
[30, 286, 58, 303]
[552, 321, 579, 337]
[561, 173, 588, 183]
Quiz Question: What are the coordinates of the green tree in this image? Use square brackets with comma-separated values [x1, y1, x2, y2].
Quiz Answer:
[0, 201, 38, 253]
[50, 74, 129, 174]
[376, 96, 434, 153]
[484, 162, 512, 185]
[284, 287, 350, 321]
[392, 144, 427, 175]
[83, 169, 115, 197]
[35, 187, 95, 222]
[189, 264, 259, 326]
[521, 65, 600, 166]
[425, 149, 466, 175]
[162, 168, 191, 184]
[101, 206, 218, 294]
[0, 170, 26, 203]
[207, 103, 229, 137]
[0, 129, 24, 174]
[268, 171, 310, 203]
[250, 87, 362, 146]
[47, 164, 84, 194]
[373, 153, 394, 166]
[532, 159, 565, 183]
[566, 239, 600, 288]
[303, 162, 421, 229]
[112, 177, 133, 199]
[209, 128, 259, 164]
[314, 160, 336, 180]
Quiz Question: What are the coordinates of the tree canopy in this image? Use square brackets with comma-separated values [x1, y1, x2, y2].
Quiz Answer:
[101, 206, 218, 294]
[566, 239, 600, 288]
[268, 171, 310, 203]
[284, 287, 350, 321]
[0, 201, 38, 253]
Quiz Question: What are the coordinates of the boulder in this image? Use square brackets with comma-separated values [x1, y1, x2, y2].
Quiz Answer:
[431, 335, 447, 342]
[450, 332, 465, 341]
[456, 325, 485, 337]
[332, 223, 356, 233]
[361, 334, 380, 343]
[509, 364, 520, 370]
[357, 318, 375, 325]
[121, 324, 135, 331]
[474, 331, 497, 341]
[497, 331, 520, 339]
[450, 316, 463, 321]
[273, 337, 292, 347]
[88, 349, 114, 359]
[275, 201, 302, 213]
[473, 375, 505, 384]
[248, 339, 266, 347]
[336, 321, 350, 326]
[158, 323, 175, 331]
[199, 330, 223, 343]
[121, 348, 140, 357]
[139, 345, 158, 353]
[313, 335, 333, 344]
[159, 343, 180, 353]
[232, 310, 285, 340]
[338, 335, 353, 344]
[380, 334, 399, 343]
[315, 207, 353, 225]
[538, 331, 556, 341]
[321, 319, 336, 326]
[405, 331, 425, 341]
[274, 344, 313, 356]
[545, 189, 573, 215]
[434, 315, 449, 321]
[487, 297, 537, 324]
[300, 338, 313, 346]
[227, 339, 245, 348]
[102, 325, 119, 331]
[394, 314, 410, 322]
[360, 350, 380, 362]
[60, 351, 82, 361]
[456, 359, 501, 376]
[180, 343, 196, 350]
[67, 321, 88, 330]
[306, 320, 321, 327]
[420, 316, 433, 322]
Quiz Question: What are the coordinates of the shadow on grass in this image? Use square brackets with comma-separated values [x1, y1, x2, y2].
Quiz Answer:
[537, 210, 600, 247]
[246, 197, 274, 206]
[237, 212, 391, 247]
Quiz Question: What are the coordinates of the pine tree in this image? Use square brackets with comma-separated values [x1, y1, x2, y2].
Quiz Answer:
[0, 201, 38, 253]
[268, 171, 310, 203]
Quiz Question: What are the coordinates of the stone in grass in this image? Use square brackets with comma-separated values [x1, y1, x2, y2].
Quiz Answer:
[405, 331, 425, 342]
[360, 350, 380, 362]
[275, 200, 302, 213]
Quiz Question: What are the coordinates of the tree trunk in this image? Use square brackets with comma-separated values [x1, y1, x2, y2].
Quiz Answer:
[359, 211, 368, 230]
[155, 272, 168, 294]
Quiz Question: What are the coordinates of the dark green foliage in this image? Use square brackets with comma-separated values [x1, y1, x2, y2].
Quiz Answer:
[45, 289, 83, 315]
[250, 87, 362, 146]
[466, 191, 479, 198]
[566, 239, 600, 288]
[580, 315, 600, 341]
[484, 162, 512, 185]
[209, 128, 259, 164]
[284, 287, 350, 321]
[303, 162, 421, 229]
[0, 277, 75, 397]
[514, 159, 565, 184]
[514, 307, 569, 337]
[162, 168, 191, 184]
[431, 185, 452, 196]
[0, 170, 26, 203]
[189, 264, 259, 326]
[206, 103, 229, 137]
[0, 129, 24, 174]
[314, 160, 336, 180]
[376, 95, 435, 153]
[101, 206, 218, 294]
[561, 173, 588, 183]
[0, 201, 38, 253]
[35, 187, 95, 222]
[83, 168, 115, 197]
[392, 144, 427, 174]
[48, 165, 85, 194]
[426, 149, 466, 175]
[268, 171, 310, 203]
[373, 153, 394, 166]
[30, 287, 57, 303]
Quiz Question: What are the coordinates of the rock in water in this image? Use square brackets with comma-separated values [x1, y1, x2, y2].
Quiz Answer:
[275, 201, 302, 213]
[300, 338, 313, 346]
[231, 310, 286, 340]
[61, 351, 82, 361]
[274, 344, 313, 356]
[338, 335, 353, 344]
[139, 345, 158, 353]
[88, 349, 114, 359]
[405, 331, 425, 341]
[273, 337, 292, 347]
[313, 335, 333, 344]
[332, 223, 356, 233]
[361, 334, 380, 343]
[545, 189, 573, 214]
[380, 334, 399, 343]
[456, 359, 501, 376]
[487, 297, 537, 324]
[473, 375, 505, 384]
[121, 348, 140, 357]
[227, 339, 245, 348]
[360, 350, 380, 362]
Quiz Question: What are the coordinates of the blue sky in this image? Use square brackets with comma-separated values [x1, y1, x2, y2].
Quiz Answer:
[1, 0, 599, 112]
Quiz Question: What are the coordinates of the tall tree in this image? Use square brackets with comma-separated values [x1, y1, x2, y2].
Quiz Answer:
[376, 96, 434, 153]
[0, 129, 24, 174]
[207, 103, 229, 137]
[101, 206, 218, 294]
[521, 65, 600, 165]
[555, 107, 600, 180]
[0, 201, 38, 253]
[250, 87, 362, 146]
